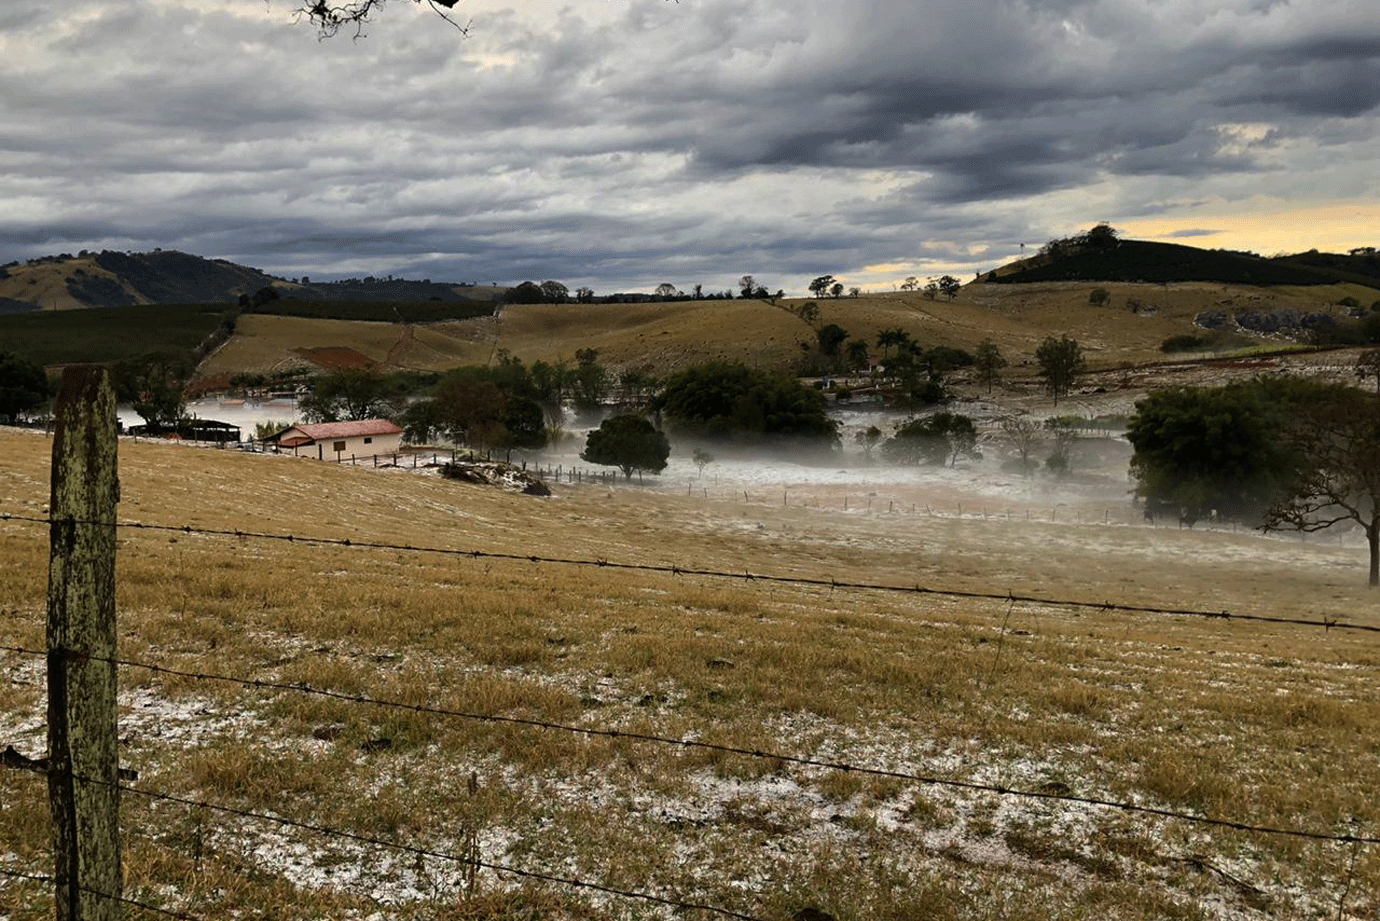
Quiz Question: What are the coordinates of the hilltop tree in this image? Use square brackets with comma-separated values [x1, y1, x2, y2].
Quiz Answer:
[539, 280, 569, 303]
[921, 280, 939, 300]
[0, 351, 49, 420]
[973, 339, 1007, 393]
[1035, 336, 1085, 405]
[936, 275, 962, 301]
[900, 277, 918, 291]
[654, 283, 678, 298]
[738, 275, 767, 299]
[582, 414, 670, 480]
[809, 275, 837, 298]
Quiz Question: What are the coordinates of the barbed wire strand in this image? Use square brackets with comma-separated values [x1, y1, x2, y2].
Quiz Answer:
[0, 864, 215, 921]
[4, 644, 1372, 846]
[75, 773, 766, 921]
[0, 865, 53, 885]
[0, 512, 1372, 634]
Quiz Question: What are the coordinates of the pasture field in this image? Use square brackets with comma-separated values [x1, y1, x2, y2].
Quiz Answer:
[1, 426, 1378, 920]
[195, 278, 1374, 385]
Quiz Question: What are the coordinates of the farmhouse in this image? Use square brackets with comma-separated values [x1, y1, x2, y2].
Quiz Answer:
[266, 419, 403, 461]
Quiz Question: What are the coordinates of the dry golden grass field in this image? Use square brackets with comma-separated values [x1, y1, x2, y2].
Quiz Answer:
[2, 423, 1378, 921]
[195, 279, 1379, 383]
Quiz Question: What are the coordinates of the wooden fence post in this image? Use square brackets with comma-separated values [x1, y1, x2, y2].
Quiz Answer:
[47, 366, 122, 921]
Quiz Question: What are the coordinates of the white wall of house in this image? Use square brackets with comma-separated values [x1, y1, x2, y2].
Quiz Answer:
[284, 431, 402, 460]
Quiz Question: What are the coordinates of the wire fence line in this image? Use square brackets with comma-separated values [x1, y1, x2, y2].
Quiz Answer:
[2, 642, 1373, 847]
[94, 774, 768, 921]
[5, 500, 1378, 919]
[1, 511, 1373, 635]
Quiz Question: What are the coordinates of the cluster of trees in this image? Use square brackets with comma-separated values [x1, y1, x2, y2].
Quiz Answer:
[651, 362, 838, 446]
[1127, 376, 1380, 586]
[899, 275, 962, 301]
[1040, 223, 1120, 259]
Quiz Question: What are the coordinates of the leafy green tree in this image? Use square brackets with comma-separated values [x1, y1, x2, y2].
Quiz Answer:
[875, 328, 912, 359]
[845, 339, 870, 370]
[816, 323, 849, 359]
[113, 352, 192, 432]
[829, 282, 844, 299]
[582, 414, 670, 480]
[882, 413, 979, 467]
[936, 275, 962, 301]
[0, 351, 49, 420]
[1035, 336, 1085, 405]
[416, 362, 548, 455]
[652, 362, 838, 445]
[921, 280, 939, 300]
[973, 339, 1007, 393]
[299, 368, 403, 423]
[571, 348, 610, 411]
[1126, 380, 1314, 525]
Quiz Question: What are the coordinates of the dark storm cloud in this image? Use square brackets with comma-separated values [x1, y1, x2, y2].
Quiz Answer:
[0, 0, 1375, 291]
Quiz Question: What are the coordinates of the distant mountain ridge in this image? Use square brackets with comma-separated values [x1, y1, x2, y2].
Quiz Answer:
[0, 250, 495, 311]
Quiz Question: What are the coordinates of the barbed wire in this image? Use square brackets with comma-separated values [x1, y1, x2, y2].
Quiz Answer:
[0, 865, 53, 885]
[0, 863, 213, 921]
[76, 773, 767, 921]
[1, 512, 1373, 634]
[3, 643, 1373, 846]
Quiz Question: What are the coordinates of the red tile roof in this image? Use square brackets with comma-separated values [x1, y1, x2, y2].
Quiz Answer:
[283, 420, 403, 441]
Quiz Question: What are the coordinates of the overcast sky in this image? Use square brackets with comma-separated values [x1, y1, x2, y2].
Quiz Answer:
[1, 0, 1376, 294]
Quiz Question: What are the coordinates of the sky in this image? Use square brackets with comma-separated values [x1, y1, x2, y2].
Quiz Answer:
[1, 0, 1377, 295]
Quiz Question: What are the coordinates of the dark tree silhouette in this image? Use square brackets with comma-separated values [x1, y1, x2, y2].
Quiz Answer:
[582, 414, 670, 480]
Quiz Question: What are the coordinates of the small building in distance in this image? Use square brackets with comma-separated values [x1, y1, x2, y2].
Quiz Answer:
[265, 419, 403, 461]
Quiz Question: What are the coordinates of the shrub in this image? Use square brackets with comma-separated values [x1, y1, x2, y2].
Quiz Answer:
[1088, 288, 1110, 306]
[1160, 334, 1207, 353]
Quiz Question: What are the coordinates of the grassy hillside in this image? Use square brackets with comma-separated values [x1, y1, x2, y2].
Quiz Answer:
[0, 302, 232, 367]
[199, 280, 1365, 384]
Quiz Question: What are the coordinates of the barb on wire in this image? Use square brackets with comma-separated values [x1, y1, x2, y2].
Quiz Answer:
[0, 511, 1374, 635]
[3, 643, 1370, 847]
[0, 865, 53, 884]
[78, 774, 764, 921]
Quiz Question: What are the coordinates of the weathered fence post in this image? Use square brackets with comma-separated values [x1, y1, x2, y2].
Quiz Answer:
[47, 366, 122, 921]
